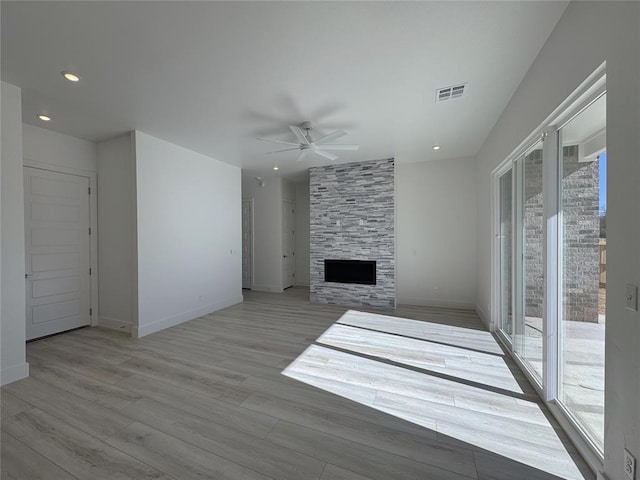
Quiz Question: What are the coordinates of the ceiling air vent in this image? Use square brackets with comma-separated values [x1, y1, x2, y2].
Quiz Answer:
[436, 84, 467, 103]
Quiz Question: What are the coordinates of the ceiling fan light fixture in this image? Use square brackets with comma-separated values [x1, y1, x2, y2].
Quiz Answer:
[38, 114, 51, 121]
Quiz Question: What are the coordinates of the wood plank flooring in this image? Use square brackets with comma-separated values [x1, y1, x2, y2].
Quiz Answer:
[1, 288, 594, 480]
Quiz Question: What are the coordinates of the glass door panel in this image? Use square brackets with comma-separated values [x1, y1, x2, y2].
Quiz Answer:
[499, 169, 513, 340]
[514, 141, 544, 384]
[558, 94, 606, 452]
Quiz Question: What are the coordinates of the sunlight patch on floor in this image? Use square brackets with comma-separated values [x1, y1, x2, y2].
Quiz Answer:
[283, 310, 587, 480]
[318, 322, 523, 393]
[338, 309, 504, 355]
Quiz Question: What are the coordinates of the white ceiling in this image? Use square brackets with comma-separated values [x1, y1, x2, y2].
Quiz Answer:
[1, 1, 568, 178]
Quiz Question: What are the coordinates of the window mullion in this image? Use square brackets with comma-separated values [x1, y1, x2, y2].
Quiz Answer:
[542, 126, 560, 402]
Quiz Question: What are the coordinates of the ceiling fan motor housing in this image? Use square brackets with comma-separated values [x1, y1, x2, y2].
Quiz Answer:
[257, 121, 358, 162]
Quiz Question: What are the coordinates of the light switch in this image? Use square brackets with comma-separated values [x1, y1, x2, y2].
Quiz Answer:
[625, 284, 638, 311]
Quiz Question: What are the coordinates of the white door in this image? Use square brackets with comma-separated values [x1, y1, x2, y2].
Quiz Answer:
[24, 167, 91, 340]
[242, 198, 253, 289]
[282, 200, 295, 289]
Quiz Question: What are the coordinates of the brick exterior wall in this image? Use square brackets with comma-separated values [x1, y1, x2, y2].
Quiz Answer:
[309, 158, 395, 309]
[523, 146, 600, 323]
[561, 146, 600, 323]
[524, 149, 544, 318]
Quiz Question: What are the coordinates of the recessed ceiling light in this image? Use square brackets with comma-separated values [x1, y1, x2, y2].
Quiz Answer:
[61, 71, 81, 82]
[38, 114, 51, 122]
[273, 166, 279, 171]
[432, 144, 441, 151]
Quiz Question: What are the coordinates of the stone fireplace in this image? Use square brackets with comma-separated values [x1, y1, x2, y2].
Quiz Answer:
[309, 158, 395, 308]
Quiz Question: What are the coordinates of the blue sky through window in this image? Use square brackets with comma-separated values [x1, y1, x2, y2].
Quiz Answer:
[599, 152, 607, 214]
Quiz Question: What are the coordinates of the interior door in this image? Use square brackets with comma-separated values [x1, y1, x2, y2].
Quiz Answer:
[242, 198, 253, 289]
[282, 200, 295, 288]
[24, 167, 91, 340]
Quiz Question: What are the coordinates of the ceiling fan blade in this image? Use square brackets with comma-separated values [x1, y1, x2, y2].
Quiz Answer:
[316, 144, 359, 151]
[265, 147, 301, 154]
[289, 125, 310, 145]
[257, 137, 301, 146]
[312, 129, 347, 145]
[314, 150, 338, 161]
[297, 149, 312, 162]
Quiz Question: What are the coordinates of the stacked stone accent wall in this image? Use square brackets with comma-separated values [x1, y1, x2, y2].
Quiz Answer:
[309, 158, 395, 309]
[523, 146, 600, 323]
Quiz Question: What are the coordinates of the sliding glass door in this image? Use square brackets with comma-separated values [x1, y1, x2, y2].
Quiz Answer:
[498, 169, 513, 341]
[513, 141, 545, 385]
[558, 93, 606, 452]
[495, 84, 607, 458]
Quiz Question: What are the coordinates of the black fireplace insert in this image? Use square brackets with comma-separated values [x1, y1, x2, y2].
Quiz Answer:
[324, 259, 376, 285]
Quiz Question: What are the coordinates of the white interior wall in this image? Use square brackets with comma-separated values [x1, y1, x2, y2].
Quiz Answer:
[23, 124, 96, 172]
[134, 131, 242, 337]
[1, 81, 28, 385]
[241, 174, 284, 292]
[282, 178, 295, 203]
[397, 158, 477, 308]
[96, 133, 136, 332]
[474, 3, 640, 478]
[294, 180, 310, 287]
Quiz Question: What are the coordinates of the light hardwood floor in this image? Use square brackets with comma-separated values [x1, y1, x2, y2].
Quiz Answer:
[1, 288, 594, 480]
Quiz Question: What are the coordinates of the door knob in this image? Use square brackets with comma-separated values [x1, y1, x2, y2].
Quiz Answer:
[25, 273, 33, 279]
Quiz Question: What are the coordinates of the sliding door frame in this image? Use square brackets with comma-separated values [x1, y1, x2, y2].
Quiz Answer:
[553, 88, 608, 460]
[491, 65, 607, 472]
[493, 162, 515, 350]
[541, 126, 560, 402]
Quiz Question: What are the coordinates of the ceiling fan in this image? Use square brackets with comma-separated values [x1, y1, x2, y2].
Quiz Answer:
[257, 121, 359, 162]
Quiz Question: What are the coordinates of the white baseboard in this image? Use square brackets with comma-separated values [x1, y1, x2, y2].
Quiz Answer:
[1, 362, 29, 386]
[133, 295, 244, 338]
[98, 316, 132, 334]
[397, 297, 476, 310]
[475, 304, 493, 331]
[251, 285, 284, 293]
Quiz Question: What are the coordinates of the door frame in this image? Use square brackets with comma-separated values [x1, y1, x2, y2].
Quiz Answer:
[242, 197, 254, 290]
[493, 164, 515, 347]
[24, 160, 98, 328]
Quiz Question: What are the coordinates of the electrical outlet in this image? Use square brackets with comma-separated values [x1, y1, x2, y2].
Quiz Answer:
[624, 448, 636, 480]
